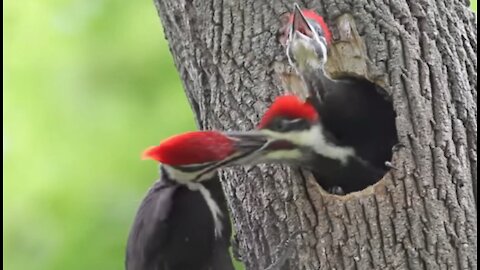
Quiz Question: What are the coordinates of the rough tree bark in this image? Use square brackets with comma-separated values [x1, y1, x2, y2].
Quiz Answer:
[154, 0, 477, 269]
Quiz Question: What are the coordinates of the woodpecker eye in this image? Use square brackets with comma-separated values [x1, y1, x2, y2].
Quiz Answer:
[272, 119, 291, 132]
[269, 118, 311, 133]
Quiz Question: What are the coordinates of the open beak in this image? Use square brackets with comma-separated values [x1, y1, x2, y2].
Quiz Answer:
[289, 4, 315, 43]
[287, 4, 328, 68]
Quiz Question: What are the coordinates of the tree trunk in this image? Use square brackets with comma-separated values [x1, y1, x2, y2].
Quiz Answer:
[153, 0, 477, 269]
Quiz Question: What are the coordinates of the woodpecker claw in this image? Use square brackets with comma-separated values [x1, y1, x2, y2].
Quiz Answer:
[384, 161, 397, 170]
[328, 186, 346, 195]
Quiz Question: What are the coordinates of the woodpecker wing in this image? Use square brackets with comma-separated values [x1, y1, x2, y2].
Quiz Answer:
[126, 180, 179, 270]
[126, 178, 236, 270]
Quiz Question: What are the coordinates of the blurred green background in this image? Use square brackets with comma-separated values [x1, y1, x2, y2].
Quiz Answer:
[3, 1, 476, 270]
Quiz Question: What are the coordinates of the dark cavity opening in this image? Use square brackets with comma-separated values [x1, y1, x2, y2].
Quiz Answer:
[311, 73, 397, 195]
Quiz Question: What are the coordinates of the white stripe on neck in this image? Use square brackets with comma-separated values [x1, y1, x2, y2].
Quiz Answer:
[186, 182, 224, 238]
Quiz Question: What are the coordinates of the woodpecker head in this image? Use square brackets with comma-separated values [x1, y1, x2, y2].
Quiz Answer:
[282, 4, 331, 74]
[143, 131, 271, 184]
[226, 95, 355, 167]
[142, 131, 291, 184]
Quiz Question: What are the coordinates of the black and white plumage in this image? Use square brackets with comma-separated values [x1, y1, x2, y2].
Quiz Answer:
[250, 95, 389, 194]
[125, 131, 275, 270]
[126, 169, 234, 270]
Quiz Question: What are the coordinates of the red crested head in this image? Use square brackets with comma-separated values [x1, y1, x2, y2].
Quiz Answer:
[288, 9, 331, 44]
[258, 95, 318, 129]
[142, 131, 235, 166]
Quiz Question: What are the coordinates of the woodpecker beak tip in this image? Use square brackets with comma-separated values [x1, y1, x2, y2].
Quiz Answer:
[292, 6, 310, 32]
[293, 3, 303, 17]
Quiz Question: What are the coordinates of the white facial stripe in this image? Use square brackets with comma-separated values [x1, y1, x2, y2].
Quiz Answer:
[163, 166, 197, 184]
[163, 148, 254, 183]
[186, 182, 224, 238]
[261, 126, 355, 165]
[311, 125, 355, 164]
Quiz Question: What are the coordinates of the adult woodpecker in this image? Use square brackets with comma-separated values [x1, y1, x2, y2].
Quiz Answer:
[226, 95, 388, 194]
[279, 5, 397, 174]
[125, 131, 272, 270]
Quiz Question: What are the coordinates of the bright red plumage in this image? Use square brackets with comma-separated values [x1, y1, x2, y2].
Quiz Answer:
[142, 131, 235, 165]
[288, 9, 332, 44]
[258, 95, 318, 128]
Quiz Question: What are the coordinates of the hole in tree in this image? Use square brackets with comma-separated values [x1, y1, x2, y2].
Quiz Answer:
[310, 72, 398, 196]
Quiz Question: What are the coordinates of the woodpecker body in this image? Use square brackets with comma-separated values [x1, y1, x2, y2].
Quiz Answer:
[314, 78, 397, 170]
[126, 172, 233, 270]
[126, 131, 273, 270]
[249, 95, 386, 193]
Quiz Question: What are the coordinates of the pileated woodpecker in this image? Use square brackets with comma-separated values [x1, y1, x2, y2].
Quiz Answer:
[226, 95, 389, 194]
[125, 131, 272, 270]
[277, 5, 398, 192]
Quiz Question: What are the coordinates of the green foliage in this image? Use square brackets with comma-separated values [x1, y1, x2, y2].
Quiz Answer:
[4, 0, 205, 269]
[4, 1, 475, 270]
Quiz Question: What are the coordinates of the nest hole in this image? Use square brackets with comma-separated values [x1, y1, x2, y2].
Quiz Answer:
[312, 73, 398, 196]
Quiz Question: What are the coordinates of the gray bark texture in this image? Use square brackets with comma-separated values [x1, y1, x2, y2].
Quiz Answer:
[153, 0, 477, 269]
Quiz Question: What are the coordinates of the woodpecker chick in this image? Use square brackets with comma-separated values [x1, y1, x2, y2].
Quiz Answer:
[285, 4, 331, 72]
[226, 95, 387, 193]
[279, 4, 333, 101]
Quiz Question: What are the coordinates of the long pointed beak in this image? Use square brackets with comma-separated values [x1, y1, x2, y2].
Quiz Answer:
[224, 131, 297, 152]
[220, 130, 299, 167]
[224, 131, 269, 151]
[287, 4, 329, 69]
